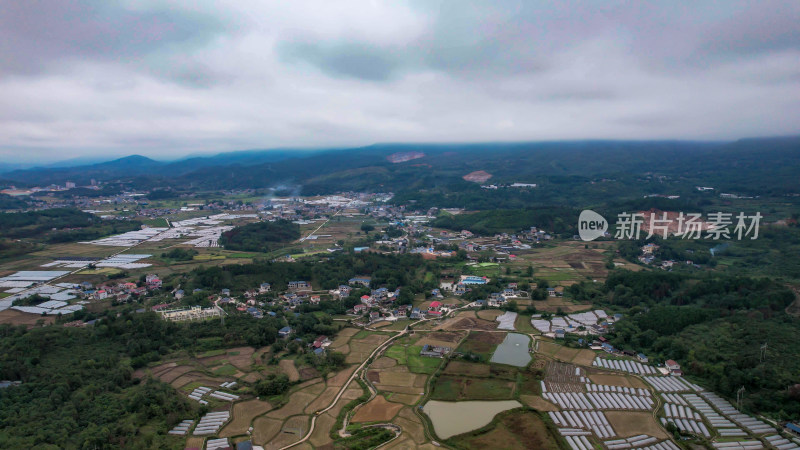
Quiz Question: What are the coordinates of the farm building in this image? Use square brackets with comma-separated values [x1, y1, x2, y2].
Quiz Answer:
[160, 305, 222, 322]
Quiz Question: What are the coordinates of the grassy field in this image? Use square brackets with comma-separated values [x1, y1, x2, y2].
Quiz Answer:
[431, 375, 515, 401]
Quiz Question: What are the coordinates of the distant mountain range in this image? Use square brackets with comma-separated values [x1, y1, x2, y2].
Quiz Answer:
[2, 137, 799, 202]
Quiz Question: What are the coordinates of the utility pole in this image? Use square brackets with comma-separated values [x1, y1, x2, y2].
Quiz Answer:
[760, 342, 768, 362]
[736, 386, 745, 410]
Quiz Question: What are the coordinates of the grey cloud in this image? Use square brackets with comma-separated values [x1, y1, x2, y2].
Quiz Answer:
[279, 41, 401, 81]
[0, 1, 225, 78]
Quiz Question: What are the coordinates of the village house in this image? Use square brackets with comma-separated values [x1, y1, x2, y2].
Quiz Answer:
[419, 344, 450, 358]
[348, 277, 371, 287]
[278, 326, 293, 339]
[309, 295, 321, 304]
[353, 304, 367, 315]
[312, 335, 330, 348]
[259, 282, 271, 293]
[145, 274, 162, 289]
[288, 281, 311, 292]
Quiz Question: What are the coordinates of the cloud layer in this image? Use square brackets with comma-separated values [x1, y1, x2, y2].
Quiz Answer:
[1, 1, 799, 161]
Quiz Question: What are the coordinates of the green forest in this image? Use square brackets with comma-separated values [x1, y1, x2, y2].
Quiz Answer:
[569, 270, 800, 419]
[218, 219, 300, 253]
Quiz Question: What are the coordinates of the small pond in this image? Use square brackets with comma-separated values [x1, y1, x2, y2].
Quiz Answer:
[489, 332, 531, 367]
[423, 400, 522, 439]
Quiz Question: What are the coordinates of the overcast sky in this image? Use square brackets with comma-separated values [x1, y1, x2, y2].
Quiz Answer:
[1, 1, 799, 162]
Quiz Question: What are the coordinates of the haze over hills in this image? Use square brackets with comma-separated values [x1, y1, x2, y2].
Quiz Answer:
[3, 137, 799, 200]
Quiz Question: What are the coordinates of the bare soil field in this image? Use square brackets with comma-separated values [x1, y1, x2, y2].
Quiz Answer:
[352, 395, 404, 422]
[220, 399, 273, 437]
[372, 320, 393, 328]
[605, 411, 668, 439]
[437, 310, 498, 331]
[414, 331, 466, 349]
[279, 359, 300, 382]
[520, 394, 559, 411]
[252, 416, 283, 445]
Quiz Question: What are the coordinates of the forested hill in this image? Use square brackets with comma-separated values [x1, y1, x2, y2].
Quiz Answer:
[4, 138, 799, 201]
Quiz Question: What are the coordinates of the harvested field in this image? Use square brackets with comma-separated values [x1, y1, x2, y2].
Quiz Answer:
[0, 309, 55, 327]
[375, 369, 426, 388]
[538, 341, 595, 366]
[338, 327, 361, 338]
[394, 408, 427, 443]
[372, 356, 397, 369]
[387, 393, 422, 405]
[157, 365, 196, 383]
[457, 331, 506, 357]
[477, 310, 504, 321]
[372, 321, 392, 328]
[185, 437, 205, 449]
[220, 399, 273, 437]
[450, 410, 559, 449]
[530, 298, 592, 313]
[169, 372, 224, 389]
[296, 377, 324, 390]
[438, 311, 498, 331]
[305, 386, 339, 414]
[225, 347, 255, 371]
[309, 412, 336, 447]
[431, 375, 515, 401]
[267, 384, 324, 418]
[241, 372, 262, 383]
[605, 411, 668, 439]
[443, 361, 491, 377]
[252, 416, 283, 445]
[588, 373, 647, 389]
[279, 359, 300, 382]
[327, 366, 357, 387]
[299, 367, 319, 380]
[520, 395, 559, 411]
[265, 416, 306, 450]
[352, 395, 404, 423]
[414, 331, 465, 349]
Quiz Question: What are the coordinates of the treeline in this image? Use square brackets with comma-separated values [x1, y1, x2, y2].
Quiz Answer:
[219, 219, 300, 253]
[432, 206, 579, 235]
[0, 207, 142, 243]
[188, 252, 433, 295]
